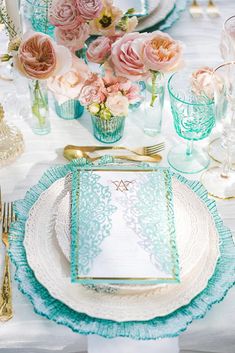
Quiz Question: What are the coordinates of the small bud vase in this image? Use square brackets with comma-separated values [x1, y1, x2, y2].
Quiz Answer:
[28, 79, 51, 135]
[144, 71, 165, 136]
[25, 0, 54, 37]
[54, 98, 84, 120]
[91, 115, 126, 143]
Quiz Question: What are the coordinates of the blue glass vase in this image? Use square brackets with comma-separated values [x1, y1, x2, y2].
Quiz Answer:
[54, 99, 84, 120]
[25, 0, 54, 37]
[91, 115, 126, 143]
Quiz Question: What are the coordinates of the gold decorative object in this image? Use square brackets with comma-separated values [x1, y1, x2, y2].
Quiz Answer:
[0, 103, 24, 167]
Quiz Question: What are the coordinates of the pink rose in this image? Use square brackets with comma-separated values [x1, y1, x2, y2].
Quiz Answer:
[106, 93, 129, 117]
[110, 33, 149, 81]
[48, 56, 90, 103]
[79, 74, 107, 105]
[89, 0, 122, 36]
[87, 36, 112, 64]
[191, 67, 214, 100]
[125, 83, 141, 104]
[15, 31, 71, 80]
[55, 23, 90, 52]
[76, 0, 103, 20]
[49, 0, 83, 30]
[142, 31, 183, 73]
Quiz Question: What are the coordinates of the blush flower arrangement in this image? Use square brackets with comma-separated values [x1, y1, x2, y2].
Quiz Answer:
[49, 0, 138, 55]
[78, 72, 141, 142]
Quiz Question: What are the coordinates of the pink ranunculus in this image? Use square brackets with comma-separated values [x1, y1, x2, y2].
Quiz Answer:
[15, 31, 72, 80]
[106, 93, 129, 117]
[191, 67, 214, 100]
[87, 36, 112, 64]
[79, 74, 107, 105]
[76, 0, 103, 20]
[55, 23, 90, 52]
[89, 0, 122, 36]
[110, 32, 150, 81]
[48, 55, 90, 104]
[49, 0, 83, 30]
[125, 83, 141, 104]
[142, 31, 183, 73]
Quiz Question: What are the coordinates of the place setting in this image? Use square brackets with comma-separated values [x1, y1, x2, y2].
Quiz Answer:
[0, 1, 235, 353]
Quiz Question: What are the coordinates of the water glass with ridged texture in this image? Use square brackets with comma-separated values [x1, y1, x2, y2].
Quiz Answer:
[25, 0, 54, 37]
[167, 70, 215, 174]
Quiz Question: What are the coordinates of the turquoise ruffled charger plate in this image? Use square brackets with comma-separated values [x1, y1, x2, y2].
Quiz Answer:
[9, 157, 235, 340]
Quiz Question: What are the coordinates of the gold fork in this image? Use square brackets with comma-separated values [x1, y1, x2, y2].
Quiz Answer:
[206, 0, 220, 17]
[189, 0, 203, 17]
[0, 202, 14, 321]
[64, 142, 165, 157]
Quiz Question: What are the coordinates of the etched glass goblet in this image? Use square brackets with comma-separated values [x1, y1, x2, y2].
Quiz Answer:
[201, 62, 235, 199]
[167, 70, 215, 174]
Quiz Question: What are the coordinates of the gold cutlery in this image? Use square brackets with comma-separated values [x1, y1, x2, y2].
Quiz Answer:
[189, 0, 203, 17]
[206, 0, 220, 17]
[0, 202, 14, 322]
[64, 148, 162, 163]
[64, 142, 165, 157]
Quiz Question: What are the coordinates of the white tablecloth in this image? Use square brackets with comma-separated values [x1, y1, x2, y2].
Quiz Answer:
[0, 1, 235, 352]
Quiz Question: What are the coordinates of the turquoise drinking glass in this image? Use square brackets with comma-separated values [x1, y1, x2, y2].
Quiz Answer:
[167, 70, 215, 174]
[91, 115, 126, 143]
[25, 0, 54, 37]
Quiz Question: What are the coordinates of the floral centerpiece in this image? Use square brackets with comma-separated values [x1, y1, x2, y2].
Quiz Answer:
[78, 72, 141, 143]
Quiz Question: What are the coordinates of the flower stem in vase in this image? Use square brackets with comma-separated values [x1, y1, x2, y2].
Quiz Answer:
[29, 79, 50, 135]
[144, 71, 165, 136]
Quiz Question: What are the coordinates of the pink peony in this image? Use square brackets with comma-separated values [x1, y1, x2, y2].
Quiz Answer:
[48, 56, 90, 104]
[142, 31, 183, 73]
[49, 0, 83, 30]
[106, 93, 129, 117]
[15, 31, 71, 80]
[76, 0, 103, 20]
[89, 0, 122, 36]
[55, 23, 90, 52]
[110, 32, 149, 81]
[87, 36, 112, 64]
[79, 74, 107, 105]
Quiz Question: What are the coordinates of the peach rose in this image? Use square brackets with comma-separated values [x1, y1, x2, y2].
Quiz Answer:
[191, 67, 214, 100]
[142, 31, 183, 73]
[110, 32, 149, 81]
[49, 0, 83, 30]
[48, 56, 90, 104]
[55, 23, 90, 52]
[15, 32, 71, 80]
[89, 0, 122, 36]
[76, 0, 103, 20]
[125, 83, 141, 104]
[87, 36, 112, 64]
[79, 73, 107, 105]
[106, 93, 129, 117]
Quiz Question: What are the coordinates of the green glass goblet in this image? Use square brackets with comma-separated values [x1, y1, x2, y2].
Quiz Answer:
[167, 70, 215, 174]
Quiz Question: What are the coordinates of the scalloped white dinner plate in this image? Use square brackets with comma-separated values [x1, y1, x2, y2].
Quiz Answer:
[23, 172, 219, 322]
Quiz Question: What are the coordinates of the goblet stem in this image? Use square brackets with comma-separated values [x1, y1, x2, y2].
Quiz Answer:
[221, 110, 235, 178]
[186, 140, 193, 157]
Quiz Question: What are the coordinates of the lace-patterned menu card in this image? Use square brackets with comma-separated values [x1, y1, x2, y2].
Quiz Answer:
[71, 166, 180, 284]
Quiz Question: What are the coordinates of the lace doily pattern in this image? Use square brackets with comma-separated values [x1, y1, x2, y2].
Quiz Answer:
[120, 170, 179, 278]
[71, 170, 116, 279]
[8, 158, 235, 340]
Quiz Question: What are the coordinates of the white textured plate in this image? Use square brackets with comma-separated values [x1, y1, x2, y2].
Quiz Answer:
[136, 0, 175, 31]
[24, 173, 220, 322]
